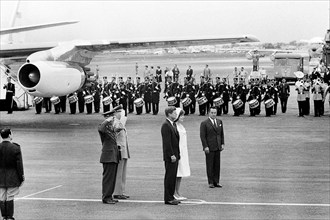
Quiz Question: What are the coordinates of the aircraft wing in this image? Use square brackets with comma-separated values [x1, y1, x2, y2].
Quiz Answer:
[0, 21, 78, 35]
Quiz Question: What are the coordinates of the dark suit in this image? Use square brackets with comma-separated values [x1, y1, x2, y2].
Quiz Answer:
[200, 118, 224, 186]
[98, 117, 123, 201]
[161, 119, 180, 203]
[3, 83, 15, 113]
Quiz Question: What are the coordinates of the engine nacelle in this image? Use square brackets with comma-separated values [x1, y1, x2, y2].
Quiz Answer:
[18, 61, 86, 97]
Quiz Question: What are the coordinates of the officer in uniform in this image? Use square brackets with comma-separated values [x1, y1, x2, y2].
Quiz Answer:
[143, 77, 152, 113]
[68, 92, 78, 114]
[126, 77, 135, 114]
[3, 77, 15, 114]
[134, 77, 144, 115]
[102, 76, 111, 113]
[278, 78, 290, 113]
[77, 88, 85, 113]
[151, 76, 161, 115]
[196, 76, 208, 116]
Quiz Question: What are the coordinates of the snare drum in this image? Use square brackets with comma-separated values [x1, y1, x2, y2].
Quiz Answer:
[248, 99, 259, 109]
[50, 96, 60, 105]
[265, 99, 275, 108]
[213, 97, 224, 107]
[181, 97, 192, 107]
[33, 97, 43, 105]
[134, 98, 144, 107]
[84, 95, 94, 104]
[167, 97, 177, 106]
[197, 96, 208, 105]
[68, 95, 78, 104]
[233, 99, 243, 109]
[102, 96, 112, 106]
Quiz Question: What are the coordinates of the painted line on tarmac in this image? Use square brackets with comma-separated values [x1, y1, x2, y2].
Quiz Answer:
[16, 197, 330, 207]
[18, 185, 63, 199]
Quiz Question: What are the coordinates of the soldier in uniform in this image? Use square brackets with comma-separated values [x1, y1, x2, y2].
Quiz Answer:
[295, 80, 306, 117]
[119, 82, 128, 116]
[205, 78, 214, 113]
[231, 78, 242, 116]
[156, 66, 162, 83]
[143, 77, 152, 113]
[43, 97, 52, 113]
[172, 64, 180, 81]
[92, 81, 102, 113]
[102, 76, 111, 113]
[278, 78, 290, 113]
[126, 77, 135, 114]
[221, 78, 230, 114]
[180, 77, 191, 115]
[151, 76, 161, 115]
[213, 77, 223, 116]
[3, 77, 15, 114]
[268, 80, 278, 115]
[171, 77, 182, 108]
[34, 97, 43, 114]
[189, 77, 197, 114]
[186, 66, 193, 82]
[262, 82, 274, 117]
[239, 78, 247, 115]
[303, 78, 311, 115]
[312, 78, 324, 117]
[68, 92, 78, 114]
[59, 95, 67, 113]
[77, 88, 85, 113]
[111, 81, 120, 109]
[197, 76, 208, 116]
[247, 82, 261, 116]
[134, 77, 144, 115]
[52, 96, 61, 114]
[163, 76, 173, 101]
[84, 87, 94, 114]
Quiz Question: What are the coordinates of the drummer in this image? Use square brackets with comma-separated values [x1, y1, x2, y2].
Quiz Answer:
[134, 76, 144, 115]
[221, 78, 230, 115]
[172, 76, 182, 108]
[231, 79, 243, 116]
[34, 97, 43, 114]
[51, 96, 61, 114]
[196, 75, 208, 116]
[247, 81, 261, 116]
[151, 76, 161, 115]
[102, 76, 111, 113]
[181, 77, 191, 115]
[84, 87, 94, 114]
[68, 92, 78, 114]
[214, 77, 222, 116]
[126, 77, 135, 114]
[143, 76, 152, 113]
[262, 82, 273, 117]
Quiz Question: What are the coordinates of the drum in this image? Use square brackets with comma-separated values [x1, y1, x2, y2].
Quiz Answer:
[134, 98, 144, 107]
[233, 99, 243, 109]
[197, 96, 208, 105]
[33, 97, 43, 104]
[167, 97, 177, 106]
[181, 97, 192, 107]
[50, 96, 60, 105]
[248, 99, 259, 109]
[102, 96, 112, 106]
[84, 95, 94, 104]
[68, 95, 78, 104]
[213, 97, 224, 107]
[265, 99, 275, 108]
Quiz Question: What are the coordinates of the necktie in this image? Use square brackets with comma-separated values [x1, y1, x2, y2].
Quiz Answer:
[213, 119, 217, 127]
[173, 122, 178, 135]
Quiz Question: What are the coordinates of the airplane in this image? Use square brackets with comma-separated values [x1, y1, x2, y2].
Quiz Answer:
[0, 4, 259, 98]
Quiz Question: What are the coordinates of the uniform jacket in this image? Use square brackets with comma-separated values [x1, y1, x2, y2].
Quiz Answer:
[98, 117, 124, 163]
[0, 141, 24, 187]
[115, 119, 130, 159]
[161, 119, 180, 162]
[296, 86, 306, 101]
[312, 84, 323, 101]
[200, 118, 224, 152]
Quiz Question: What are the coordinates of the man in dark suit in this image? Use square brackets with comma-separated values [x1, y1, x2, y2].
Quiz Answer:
[278, 78, 290, 113]
[161, 106, 181, 205]
[200, 107, 225, 188]
[3, 77, 15, 114]
[98, 105, 124, 204]
[0, 128, 24, 220]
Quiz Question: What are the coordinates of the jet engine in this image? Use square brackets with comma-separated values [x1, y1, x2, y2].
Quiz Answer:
[17, 61, 86, 97]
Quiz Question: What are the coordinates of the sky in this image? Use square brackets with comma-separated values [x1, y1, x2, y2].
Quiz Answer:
[0, 0, 329, 44]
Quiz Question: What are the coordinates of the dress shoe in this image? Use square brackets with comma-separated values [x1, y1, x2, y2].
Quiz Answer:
[209, 184, 215, 188]
[174, 195, 187, 201]
[122, 194, 130, 198]
[214, 184, 223, 188]
[102, 199, 117, 204]
[165, 200, 179, 205]
[114, 195, 128, 199]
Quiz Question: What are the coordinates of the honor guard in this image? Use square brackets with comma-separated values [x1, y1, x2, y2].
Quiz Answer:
[77, 88, 85, 113]
[111, 80, 120, 108]
[247, 82, 261, 116]
[134, 77, 144, 115]
[238, 78, 247, 115]
[126, 77, 135, 113]
[34, 97, 43, 114]
[119, 81, 128, 116]
[312, 78, 324, 117]
[143, 77, 152, 113]
[84, 87, 94, 114]
[180, 77, 191, 115]
[59, 95, 67, 113]
[231, 77, 244, 116]
[213, 77, 223, 116]
[43, 97, 52, 113]
[51, 96, 61, 114]
[205, 78, 214, 113]
[102, 76, 111, 113]
[262, 83, 273, 117]
[171, 77, 182, 108]
[151, 76, 161, 115]
[268, 79, 278, 115]
[189, 77, 197, 114]
[163, 76, 173, 101]
[221, 78, 230, 114]
[156, 66, 162, 83]
[3, 77, 15, 114]
[278, 78, 290, 113]
[303, 78, 311, 115]
[68, 92, 78, 114]
[295, 79, 306, 117]
[92, 81, 102, 113]
[196, 76, 208, 116]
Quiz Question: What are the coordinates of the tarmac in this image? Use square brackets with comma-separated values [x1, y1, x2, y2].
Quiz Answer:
[0, 54, 329, 219]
